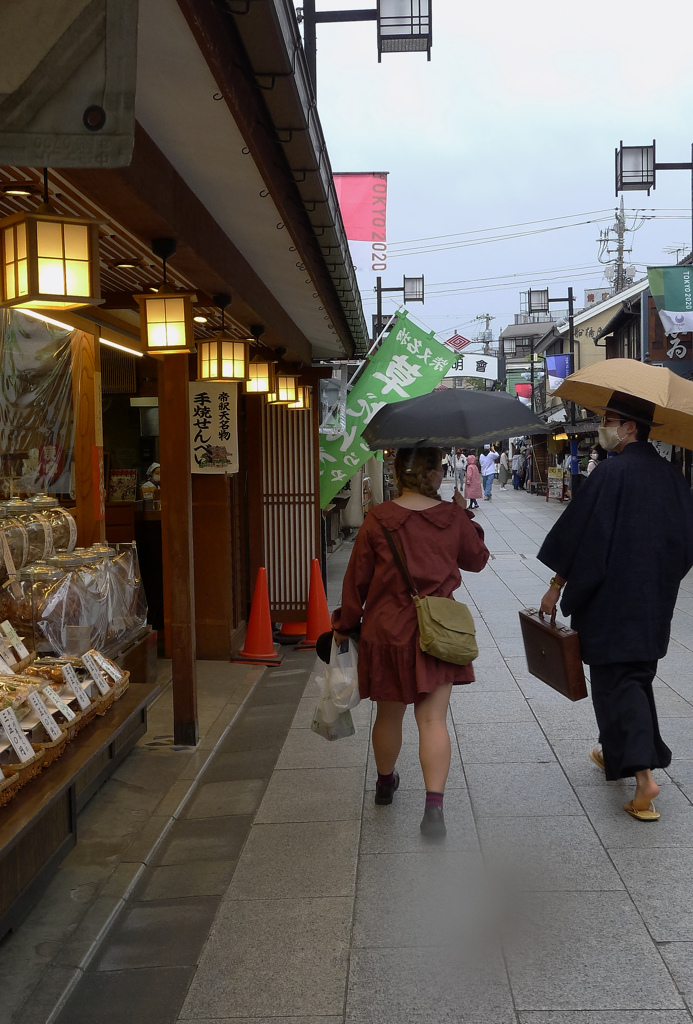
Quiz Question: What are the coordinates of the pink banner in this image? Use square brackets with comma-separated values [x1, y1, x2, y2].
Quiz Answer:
[333, 173, 387, 240]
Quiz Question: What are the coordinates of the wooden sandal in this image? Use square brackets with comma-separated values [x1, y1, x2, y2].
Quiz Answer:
[624, 801, 660, 822]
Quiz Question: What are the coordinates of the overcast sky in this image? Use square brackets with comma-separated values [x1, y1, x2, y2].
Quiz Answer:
[311, 0, 692, 342]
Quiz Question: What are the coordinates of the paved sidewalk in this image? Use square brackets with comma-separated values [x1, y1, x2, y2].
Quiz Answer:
[178, 482, 693, 1023]
[9, 482, 693, 1023]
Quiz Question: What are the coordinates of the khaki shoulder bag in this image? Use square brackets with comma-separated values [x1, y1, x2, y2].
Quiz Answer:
[379, 520, 478, 666]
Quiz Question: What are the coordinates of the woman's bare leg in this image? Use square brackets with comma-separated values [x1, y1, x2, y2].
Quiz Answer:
[372, 700, 407, 775]
[414, 684, 453, 792]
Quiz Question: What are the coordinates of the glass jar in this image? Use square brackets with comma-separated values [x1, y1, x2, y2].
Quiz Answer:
[45, 553, 107, 656]
[112, 543, 148, 635]
[0, 564, 66, 654]
[0, 514, 29, 580]
[27, 495, 77, 553]
[91, 543, 134, 644]
[1, 498, 52, 563]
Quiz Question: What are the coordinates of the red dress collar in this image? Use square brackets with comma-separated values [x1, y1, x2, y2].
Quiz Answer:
[371, 499, 459, 531]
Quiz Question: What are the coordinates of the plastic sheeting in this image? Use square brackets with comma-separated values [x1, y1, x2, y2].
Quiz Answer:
[0, 310, 75, 498]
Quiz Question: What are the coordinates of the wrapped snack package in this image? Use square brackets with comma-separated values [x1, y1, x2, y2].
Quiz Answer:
[41, 554, 108, 656]
[112, 543, 148, 635]
[1, 498, 52, 563]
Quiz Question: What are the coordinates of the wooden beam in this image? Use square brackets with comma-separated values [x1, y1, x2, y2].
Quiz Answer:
[159, 354, 198, 746]
[62, 125, 313, 365]
[71, 331, 106, 547]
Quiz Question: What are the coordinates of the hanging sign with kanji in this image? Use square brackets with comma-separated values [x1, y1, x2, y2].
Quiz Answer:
[188, 383, 239, 474]
[319, 311, 454, 508]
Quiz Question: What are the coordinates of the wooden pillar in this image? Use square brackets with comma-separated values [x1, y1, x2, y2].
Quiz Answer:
[159, 354, 198, 746]
[71, 330, 106, 546]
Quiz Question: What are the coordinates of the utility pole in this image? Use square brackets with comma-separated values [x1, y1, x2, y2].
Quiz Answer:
[615, 196, 626, 292]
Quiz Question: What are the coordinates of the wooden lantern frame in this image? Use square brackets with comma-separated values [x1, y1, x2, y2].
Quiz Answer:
[134, 286, 197, 355]
[197, 331, 250, 382]
[0, 207, 102, 310]
[288, 385, 312, 410]
[244, 358, 276, 395]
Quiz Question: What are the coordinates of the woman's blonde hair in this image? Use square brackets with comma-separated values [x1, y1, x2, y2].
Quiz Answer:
[393, 447, 443, 501]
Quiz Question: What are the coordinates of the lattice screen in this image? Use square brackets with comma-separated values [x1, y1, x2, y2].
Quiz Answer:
[261, 402, 320, 614]
[101, 351, 137, 394]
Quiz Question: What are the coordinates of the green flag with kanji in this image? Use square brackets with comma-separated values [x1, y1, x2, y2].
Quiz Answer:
[319, 311, 454, 508]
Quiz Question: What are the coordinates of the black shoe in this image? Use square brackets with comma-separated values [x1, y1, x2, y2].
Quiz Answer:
[375, 770, 400, 805]
[420, 805, 446, 838]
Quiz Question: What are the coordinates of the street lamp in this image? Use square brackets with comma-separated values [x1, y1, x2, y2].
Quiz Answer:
[528, 286, 581, 496]
[615, 140, 693, 251]
[374, 274, 424, 339]
[300, 0, 432, 94]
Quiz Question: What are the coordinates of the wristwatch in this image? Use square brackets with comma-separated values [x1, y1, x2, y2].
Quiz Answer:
[549, 576, 564, 591]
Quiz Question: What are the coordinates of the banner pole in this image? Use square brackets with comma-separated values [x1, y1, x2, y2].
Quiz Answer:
[347, 309, 401, 389]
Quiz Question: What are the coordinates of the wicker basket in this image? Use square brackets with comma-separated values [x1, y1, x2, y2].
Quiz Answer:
[112, 672, 130, 702]
[13, 652, 37, 675]
[0, 771, 20, 807]
[2, 745, 46, 789]
[36, 728, 69, 767]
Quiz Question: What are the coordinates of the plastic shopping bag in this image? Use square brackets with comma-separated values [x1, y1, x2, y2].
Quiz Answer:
[309, 640, 359, 741]
[327, 637, 360, 711]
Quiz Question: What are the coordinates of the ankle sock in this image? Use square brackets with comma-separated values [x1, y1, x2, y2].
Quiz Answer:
[425, 791, 444, 809]
[377, 771, 395, 787]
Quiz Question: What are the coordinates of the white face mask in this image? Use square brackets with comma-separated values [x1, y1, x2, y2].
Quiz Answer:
[598, 424, 623, 451]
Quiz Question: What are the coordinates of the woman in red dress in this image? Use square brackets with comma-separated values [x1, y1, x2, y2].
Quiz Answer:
[332, 448, 489, 837]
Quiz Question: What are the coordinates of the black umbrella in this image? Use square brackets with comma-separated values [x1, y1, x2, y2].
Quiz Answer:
[361, 388, 551, 449]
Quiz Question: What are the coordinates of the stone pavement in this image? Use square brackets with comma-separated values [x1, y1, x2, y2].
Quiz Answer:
[7, 479, 693, 1023]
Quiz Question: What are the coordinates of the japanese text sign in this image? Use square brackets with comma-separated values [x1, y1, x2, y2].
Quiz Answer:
[188, 382, 239, 475]
[319, 311, 454, 508]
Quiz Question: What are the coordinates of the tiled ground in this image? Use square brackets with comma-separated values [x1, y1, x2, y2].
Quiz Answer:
[9, 480, 693, 1023]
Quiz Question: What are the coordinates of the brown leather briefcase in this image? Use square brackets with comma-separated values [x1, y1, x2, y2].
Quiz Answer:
[519, 608, 587, 702]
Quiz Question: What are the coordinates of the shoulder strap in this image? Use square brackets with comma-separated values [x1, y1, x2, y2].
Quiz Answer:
[378, 520, 418, 596]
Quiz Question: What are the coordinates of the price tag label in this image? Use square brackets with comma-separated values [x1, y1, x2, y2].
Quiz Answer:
[0, 707, 35, 762]
[88, 650, 123, 683]
[0, 640, 17, 666]
[0, 655, 14, 676]
[61, 664, 91, 711]
[81, 653, 110, 696]
[0, 620, 29, 660]
[27, 691, 63, 742]
[43, 685, 76, 722]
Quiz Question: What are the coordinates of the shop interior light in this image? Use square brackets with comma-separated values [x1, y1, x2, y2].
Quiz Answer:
[15, 308, 73, 331]
[193, 315, 208, 323]
[288, 386, 311, 410]
[2, 182, 41, 197]
[133, 238, 196, 354]
[112, 258, 140, 270]
[197, 294, 250, 382]
[0, 169, 102, 311]
[274, 375, 298, 403]
[100, 336, 144, 358]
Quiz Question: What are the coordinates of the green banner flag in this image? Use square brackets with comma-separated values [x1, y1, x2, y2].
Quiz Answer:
[648, 266, 693, 334]
[319, 311, 454, 508]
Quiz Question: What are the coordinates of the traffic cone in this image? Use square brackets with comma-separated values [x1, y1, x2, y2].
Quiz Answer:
[275, 621, 307, 646]
[232, 568, 285, 666]
[294, 559, 332, 650]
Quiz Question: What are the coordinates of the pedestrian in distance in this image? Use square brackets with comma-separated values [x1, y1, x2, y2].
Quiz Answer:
[465, 454, 482, 509]
[586, 448, 599, 475]
[538, 394, 693, 821]
[453, 448, 467, 493]
[332, 447, 489, 838]
[511, 449, 525, 490]
[479, 443, 499, 500]
[498, 448, 510, 490]
[441, 452, 449, 478]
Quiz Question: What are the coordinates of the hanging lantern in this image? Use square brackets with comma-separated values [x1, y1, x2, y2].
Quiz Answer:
[274, 375, 298, 403]
[288, 386, 312, 410]
[0, 206, 102, 310]
[244, 358, 276, 395]
[197, 331, 250, 382]
[134, 286, 197, 354]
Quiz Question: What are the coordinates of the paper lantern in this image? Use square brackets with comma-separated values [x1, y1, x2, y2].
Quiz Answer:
[134, 287, 196, 354]
[0, 208, 102, 310]
[288, 386, 312, 410]
[244, 359, 276, 395]
[197, 332, 250, 382]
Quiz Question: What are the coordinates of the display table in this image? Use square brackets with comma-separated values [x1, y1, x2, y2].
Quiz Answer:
[0, 681, 159, 940]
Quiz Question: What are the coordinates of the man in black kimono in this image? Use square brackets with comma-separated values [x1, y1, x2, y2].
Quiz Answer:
[538, 393, 693, 820]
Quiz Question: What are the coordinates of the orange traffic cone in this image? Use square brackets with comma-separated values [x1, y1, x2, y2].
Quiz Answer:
[280, 622, 307, 636]
[294, 559, 332, 650]
[232, 568, 285, 666]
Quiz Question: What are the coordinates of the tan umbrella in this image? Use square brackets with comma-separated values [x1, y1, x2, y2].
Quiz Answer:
[555, 358, 693, 449]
